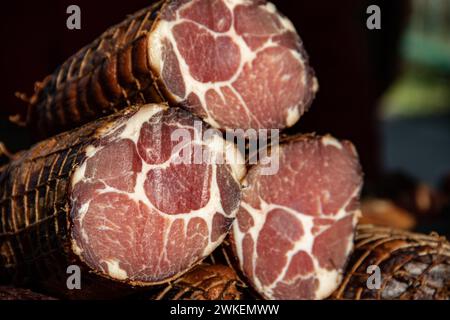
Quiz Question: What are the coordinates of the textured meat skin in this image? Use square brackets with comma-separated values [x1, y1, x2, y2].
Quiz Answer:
[146, 0, 317, 132]
[0, 108, 125, 290]
[1, 103, 244, 296]
[231, 134, 363, 300]
[0, 286, 56, 300]
[154, 264, 242, 300]
[332, 225, 450, 300]
[26, 2, 165, 139]
[26, 0, 316, 140]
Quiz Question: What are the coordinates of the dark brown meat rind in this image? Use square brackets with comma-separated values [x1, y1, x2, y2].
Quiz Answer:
[26, 1, 165, 140]
[332, 225, 450, 300]
[0, 105, 153, 294]
[26, 0, 316, 140]
[154, 264, 243, 300]
[0, 286, 56, 300]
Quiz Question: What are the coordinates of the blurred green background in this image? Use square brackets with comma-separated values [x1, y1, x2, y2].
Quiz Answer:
[382, 0, 450, 118]
[380, 0, 450, 188]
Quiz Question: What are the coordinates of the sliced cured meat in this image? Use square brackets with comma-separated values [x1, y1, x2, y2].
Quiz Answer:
[154, 264, 242, 300]
[0, 104, 245, 291]
[148, 0, 317, 131]
[231, 134, 363, 300]
[332, 225, 450, 300]
[26, 0, 317, 140]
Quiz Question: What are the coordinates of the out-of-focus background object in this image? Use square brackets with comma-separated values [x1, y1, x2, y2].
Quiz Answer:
[382, 0, 450, 118]
[360, 199, 417, 230]
[366, 0, 450, 237]
[380, 0, 450, 187]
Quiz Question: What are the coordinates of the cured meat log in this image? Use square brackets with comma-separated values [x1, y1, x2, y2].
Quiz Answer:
[0, 103, 245, 293]
[332, 225, 450, 300]
[231, 134, 363, 299]
[0, 286, 56, 300]
[154, 264, 242, 300]
[26, 0, 316, 140]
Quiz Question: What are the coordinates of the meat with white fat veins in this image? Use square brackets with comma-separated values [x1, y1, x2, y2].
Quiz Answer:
[0, 104, 246, 291]
[231, 134, 363, 299]
[150, 0, 317, 131]
[27, 0, 316, 139]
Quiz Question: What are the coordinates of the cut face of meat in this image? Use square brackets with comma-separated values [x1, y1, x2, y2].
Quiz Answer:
[26, 0, 316, 140]
[149, 0, 317, 131]
[70, 104, 245, 284]
[231, 135, 363, 299]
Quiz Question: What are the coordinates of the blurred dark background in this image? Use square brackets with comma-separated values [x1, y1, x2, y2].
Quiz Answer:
[0, 0, 449, 235]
